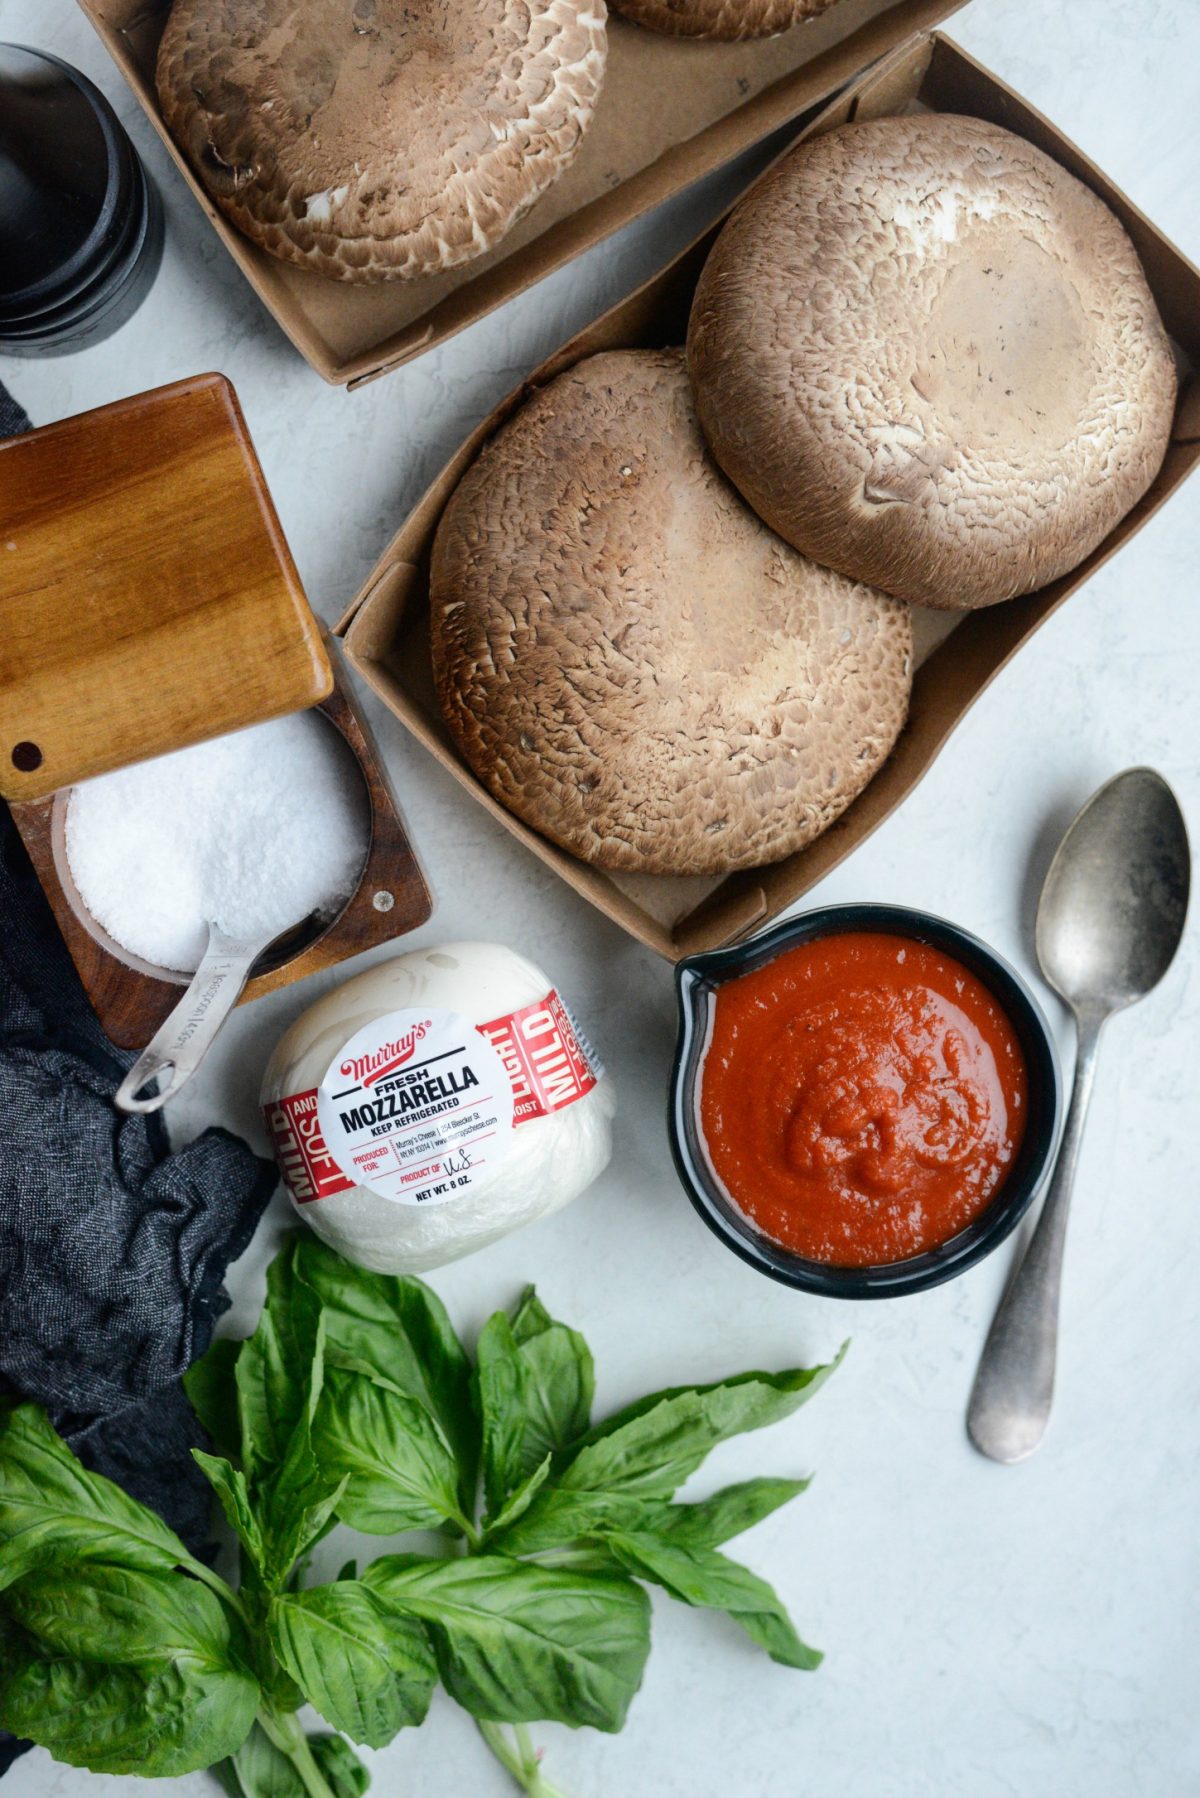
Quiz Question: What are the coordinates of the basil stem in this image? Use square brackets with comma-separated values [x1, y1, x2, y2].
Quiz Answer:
[258, 1708, 341, 1798]
[476, 1720, 573, 1798]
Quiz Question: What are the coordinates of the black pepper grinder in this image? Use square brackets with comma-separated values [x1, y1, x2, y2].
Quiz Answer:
[0, 43, 163, 356]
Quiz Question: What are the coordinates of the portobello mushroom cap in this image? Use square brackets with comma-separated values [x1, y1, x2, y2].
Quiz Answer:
[430, 349, 912, 876]
[687, 115, 1178, 608]
[155, 0, 608, 283]
[610, 0, 840, 42]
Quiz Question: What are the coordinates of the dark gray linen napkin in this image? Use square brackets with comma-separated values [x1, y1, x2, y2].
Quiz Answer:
[0, 377, 278, 1775]
[0, 389, 29, 436]
[0, 798, 275, 1496]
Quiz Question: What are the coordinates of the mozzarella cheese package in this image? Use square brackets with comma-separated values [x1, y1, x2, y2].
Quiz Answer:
[260, 941, 614, 1272]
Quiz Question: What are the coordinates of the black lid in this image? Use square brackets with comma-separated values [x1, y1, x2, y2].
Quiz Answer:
[0, 44, 132, 320]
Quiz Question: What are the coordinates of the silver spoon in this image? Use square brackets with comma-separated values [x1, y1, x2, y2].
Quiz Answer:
[114, 915, 312, 1115]
[967, 767, 1190, 1463]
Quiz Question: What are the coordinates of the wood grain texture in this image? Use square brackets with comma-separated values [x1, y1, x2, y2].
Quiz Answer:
[9, 665, 432, 1050]
[0, 372, 331, 802]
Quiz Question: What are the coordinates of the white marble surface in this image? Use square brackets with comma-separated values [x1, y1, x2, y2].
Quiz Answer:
[3, 1, 1199, 1794]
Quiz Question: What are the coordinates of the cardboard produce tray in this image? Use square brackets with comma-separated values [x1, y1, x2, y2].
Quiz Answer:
[337, 33, 1200, 959]
[78, 0, 962, 386]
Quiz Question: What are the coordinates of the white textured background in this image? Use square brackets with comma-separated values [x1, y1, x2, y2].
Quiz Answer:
[2, 1, 1198, 1794]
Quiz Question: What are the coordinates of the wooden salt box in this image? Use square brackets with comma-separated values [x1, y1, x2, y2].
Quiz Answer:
[0, 372, 431, 1048]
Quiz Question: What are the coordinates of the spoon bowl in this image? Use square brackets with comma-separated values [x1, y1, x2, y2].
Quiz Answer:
[1036, 767, 1190, 1014]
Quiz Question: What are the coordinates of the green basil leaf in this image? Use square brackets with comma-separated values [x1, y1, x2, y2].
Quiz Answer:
[228, 1242, 344, 1588]
[314, 1369, 466, 1536]
[0, 1655, 258, 1776]
[193, 1451, 266, 1571]
[364, 1554, 651, 1732]
[474, 1312, 529, 1518]
[212, 1756, 244, 1797]
[311, 1733, 372, 1798]
[269, 1581, 436, 1746]
[475, 1291, 593, 1522]
[493, 1477, 809, 1562]
[236, 1244, 326, 1488]
[258, 1653, 304, 1717]
[488, 1487, 653, 1557]
[601, 1531, 821, 1669]
[0, 1601, 259, 1775]
[214, 1725, 370, 1798]
[0, 1405, 200, 1592]
[482, 1454, 552, 1542]
[655, 1477, 812, 1549]
[184, 1338, 243, 1463]
[194, 1372, 327, 1591]
[290, 1235, 477, 1501]
[558, 1349, 845, 1500]
[4, 1559, 239, 1664]
[257, 1426, 348, 1591]
[508, 1286, 594, 1464]
[212, 1726, 292, 1798]
[508, 1287, 555, 1342]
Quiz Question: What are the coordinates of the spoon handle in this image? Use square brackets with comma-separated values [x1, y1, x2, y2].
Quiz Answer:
[967, 1013, 1104, 1463]
[114, 924, 269, 1115]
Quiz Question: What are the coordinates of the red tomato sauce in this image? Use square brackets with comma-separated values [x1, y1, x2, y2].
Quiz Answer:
[699, 931, 1027, 1267]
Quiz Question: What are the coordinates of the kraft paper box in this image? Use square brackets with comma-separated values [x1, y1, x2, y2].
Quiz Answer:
[333, 33, 1200, 960]
[78, 0, 962, 385]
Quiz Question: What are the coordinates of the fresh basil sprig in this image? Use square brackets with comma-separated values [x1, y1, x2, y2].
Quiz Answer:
[0, 1233, 841, 1797]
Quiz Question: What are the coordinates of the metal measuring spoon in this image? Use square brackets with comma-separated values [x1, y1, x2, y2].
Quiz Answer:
[967, 768, 1190, 1463]
[114, 915, 313, 1114]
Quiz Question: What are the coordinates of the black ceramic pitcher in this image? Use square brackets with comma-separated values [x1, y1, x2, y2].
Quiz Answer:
[0, 43, 163, 356]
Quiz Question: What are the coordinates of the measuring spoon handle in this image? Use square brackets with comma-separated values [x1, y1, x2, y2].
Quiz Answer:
[114, 924, 268, 1114]
[966, 1011, 1105, 1463]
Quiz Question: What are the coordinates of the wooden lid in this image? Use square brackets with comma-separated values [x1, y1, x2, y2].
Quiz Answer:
[0, 372, 332, 801]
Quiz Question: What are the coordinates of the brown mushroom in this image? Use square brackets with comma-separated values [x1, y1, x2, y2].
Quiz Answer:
[430, 350, 912, 876]
[155, 0, 608, 283]
[687, 115, 1177, 608]
[610, 0, 839, 42]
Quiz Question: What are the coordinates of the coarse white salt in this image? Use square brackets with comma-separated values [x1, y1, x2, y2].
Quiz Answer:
[65, 711, 371, 973]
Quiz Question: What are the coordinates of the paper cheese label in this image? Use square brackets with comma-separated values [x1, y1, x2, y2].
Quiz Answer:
[476, 990, 602, 1122]
[264, 991, 601, 1208]
[263, 1088, 356, 1205]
